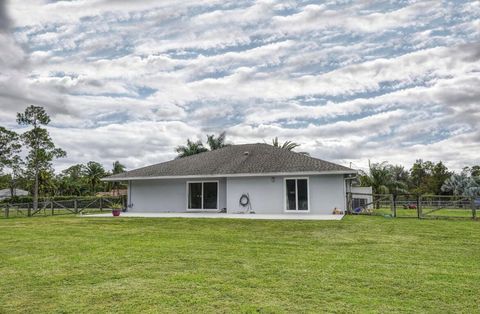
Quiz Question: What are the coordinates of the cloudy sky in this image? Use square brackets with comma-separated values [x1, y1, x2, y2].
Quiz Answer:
[0, 0, 479, 172]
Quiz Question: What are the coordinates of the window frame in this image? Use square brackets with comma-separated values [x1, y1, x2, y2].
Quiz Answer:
[186, 180, 219, 211]
[283, 177, 310, 213]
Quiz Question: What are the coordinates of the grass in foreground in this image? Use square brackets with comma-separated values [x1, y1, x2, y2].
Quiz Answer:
[373, 206, 476, 218]
[0, 216, 479, 313]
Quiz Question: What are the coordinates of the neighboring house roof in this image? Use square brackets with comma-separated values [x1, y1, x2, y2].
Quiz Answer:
[0, 188, 29, 199]
[103, 143, 356, 181]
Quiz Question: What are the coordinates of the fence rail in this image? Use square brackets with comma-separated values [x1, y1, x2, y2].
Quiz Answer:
[346, 192, 479, 220]
[0, 196, 126, 219]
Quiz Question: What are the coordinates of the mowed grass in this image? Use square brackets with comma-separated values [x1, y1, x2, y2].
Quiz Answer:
[374, 207, 476, 218]
[0, 216, 479, 313]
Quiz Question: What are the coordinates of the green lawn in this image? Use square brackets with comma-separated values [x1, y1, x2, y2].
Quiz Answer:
[0, 216, 479, 313]
[373, 207, 476, 218]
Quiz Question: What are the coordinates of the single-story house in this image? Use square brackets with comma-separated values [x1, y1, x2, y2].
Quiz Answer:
[103, 144, 357, 215]
[0, 188, 29, 200]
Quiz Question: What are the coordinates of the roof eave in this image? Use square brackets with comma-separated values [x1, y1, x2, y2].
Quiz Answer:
[101, 170, 358, 181]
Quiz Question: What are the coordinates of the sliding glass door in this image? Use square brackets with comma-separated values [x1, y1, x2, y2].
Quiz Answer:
[285, 178, 309, 211]
[188, 182, 202, 209]
[187, 181, 218, 210]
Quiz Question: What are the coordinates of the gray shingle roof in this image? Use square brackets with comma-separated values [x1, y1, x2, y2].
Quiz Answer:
[104, 143, 355, 180]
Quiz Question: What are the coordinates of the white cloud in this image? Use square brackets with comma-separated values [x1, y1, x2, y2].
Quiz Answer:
[0, 0, 478, 173]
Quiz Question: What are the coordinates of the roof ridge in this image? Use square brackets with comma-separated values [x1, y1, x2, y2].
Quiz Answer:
[105, 143, 355, 180]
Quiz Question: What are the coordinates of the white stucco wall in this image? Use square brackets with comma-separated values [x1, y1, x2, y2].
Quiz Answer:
[128, 178, 226, 212]
[127, 174, 347, 214]
[226, 175, 347, 215]
[309, 175, 347, 214]
[226, 176, 283, 214]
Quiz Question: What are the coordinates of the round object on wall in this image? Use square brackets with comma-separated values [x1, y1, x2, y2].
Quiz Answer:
[239, 194, 250, 207]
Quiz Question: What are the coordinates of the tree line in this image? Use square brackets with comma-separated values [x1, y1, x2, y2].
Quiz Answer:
[359, 161, 480, 197]
[176, 132, 480, 198]
[0, 106, 127, 210]
[1, 106, 479, 210]
[0, 106, 302, 207]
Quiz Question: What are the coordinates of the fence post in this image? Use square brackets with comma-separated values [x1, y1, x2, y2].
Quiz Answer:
[28, 203, 32, 217]
[472, 197, 477, 220]
[74, 198, 78, 214]
[4, 205, 9, 218]
[100, 197, 103, 212]
[391, 194, 396, 218]
[346, 192, 352, 214]
[50, 200, 54, 216]
[417, 195, 422, 219]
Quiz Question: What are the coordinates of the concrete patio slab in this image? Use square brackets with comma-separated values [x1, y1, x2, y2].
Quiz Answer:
[82, 212, 344, 220]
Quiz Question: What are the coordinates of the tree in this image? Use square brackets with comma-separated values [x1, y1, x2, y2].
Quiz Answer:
[110, 161, 126, 195]
[207, 132, 229, 150]
[270, 137, 310, 155]
[359, 161, 392, 195]
[410, 159, 434, 194]
[0, 126, 21, 173]
[175, 139, 208, 158]
[271, 137, 300, 151]
[472, 166, 480, 177]
[57, 164, 87, 196]
[0, 127, 23, 198]
[385, 165, 409, 195]
[112, 161, 126, 175]
[38, 169, 57, 197]
[85, 161, 106, 194]
[4, 158, 25, 199]
[388, 165, 409, 183]
[410, 160, 451, 194]
[17, 106, 66, 211]
[441, 170, 480, 197]
[359, 161, 409, 209]
[463, 165, 480, 177]
[430, 161, 451, 194]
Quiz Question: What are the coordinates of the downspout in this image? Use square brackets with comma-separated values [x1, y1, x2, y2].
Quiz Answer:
[344, 173, 358, 212]
[128, 180, 132, 210]
[344, 174, 357, 193]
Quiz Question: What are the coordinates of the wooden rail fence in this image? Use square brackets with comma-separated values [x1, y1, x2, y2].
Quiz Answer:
[346, 192, 479, 220]
[1, 196, 126, 219]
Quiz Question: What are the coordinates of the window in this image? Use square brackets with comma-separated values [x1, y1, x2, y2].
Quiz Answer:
[187, 181, 218, 210]
[353, 198, 367, 209]
[285, 178, 309, 211]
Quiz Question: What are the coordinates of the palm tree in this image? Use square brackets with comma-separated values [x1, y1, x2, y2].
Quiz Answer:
[441, 171, 480, 197]
[359, 161, 391, 195]
[111, 161, 126, 195]
[270, 137, 310, 155]
[271, 137, 300, 151]
[386, 165, 409, 195]
[85, 161, 106, 194]
[207, 132, 230, 150]
[112, 161, 126, 174]
[175, 139, 208, 158]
